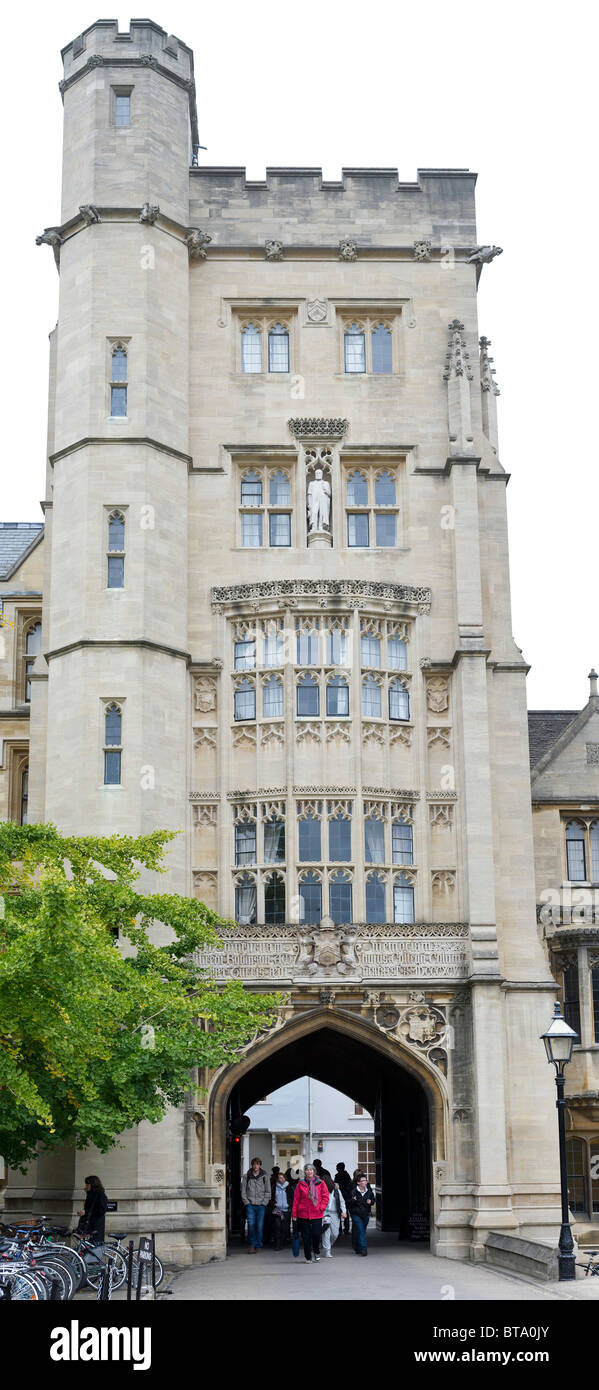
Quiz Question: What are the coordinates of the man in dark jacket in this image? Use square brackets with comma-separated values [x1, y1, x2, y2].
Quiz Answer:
[240, 1157, 271, 1251]
[335, 1161, 352, 1234]
[348, 1171, 375, 1255]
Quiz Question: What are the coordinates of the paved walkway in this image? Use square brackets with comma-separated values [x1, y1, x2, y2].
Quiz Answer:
[164, 1231, 599, 1301]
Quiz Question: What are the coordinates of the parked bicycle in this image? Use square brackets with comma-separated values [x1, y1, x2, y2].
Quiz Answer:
[105, 1231, 165, 1289]
[578, 1247, 599, 1276]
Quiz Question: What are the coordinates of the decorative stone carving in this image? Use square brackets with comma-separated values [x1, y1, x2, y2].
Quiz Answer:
[193, 803, 218, 827]
[365, 787, 419, 800]
[319, 989, 336, 1005]
[307, 298, 328, 322]
[466, 245, 503, 264]
[428, 802, 454, 828]
[325, 722, 351, 743]
[419, 657, 432, 669]
[431, 870, 456, 893]
[427, 727, 451, 748]
[186, 227, 212, 259]
[193, 870, 217, 899]
[443, 321, 473, 382]
[197, 923, 469, 982]
[79, 204, 100, 224]
[288, 418, 349, 440]
[194, 677, 217, 712]
[338, 238, 358, 261]
[426, 676, 449, 713]
[264, 239, 284, 260]
[479, 336, 500, 395]
[212, 578, 431, 608]
[296, 722, 322, 744]
[233, 726, 257, 748]
[194, 727, 217, 750]
[413, 238, 432, 261]
[36, 228, 62, 250]
[261, 723, 285, 747]
[88, 54, 104, 67]
[389, 726, 412, 747]
[362, 723, 386, 746]
[189, 790, 220, 802]
[139, 202, 160, 224]
[293, 785, 356, 795]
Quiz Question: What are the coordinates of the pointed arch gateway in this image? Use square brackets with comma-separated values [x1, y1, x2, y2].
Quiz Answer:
[208, 1005, 448, 1249]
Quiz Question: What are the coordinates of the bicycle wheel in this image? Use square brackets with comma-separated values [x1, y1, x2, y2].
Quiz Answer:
[45, 1242, 87, 1292]
[7, 1268, 48, 1300]
[35, 1256, 74, 1300]
[131, 1253, 165, 1289]
[85, 1246, 127, 1291]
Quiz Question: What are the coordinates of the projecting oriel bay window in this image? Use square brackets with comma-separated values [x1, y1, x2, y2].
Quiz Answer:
[262, 676, 284, 718]
[298, 812, 321, 863]
[365, 817, 385, 864]
[234, 679, 256, 721]
[235, 874, 257, 925]
[299, 872, 322, 925]
[235, 820, 256, 867]
[366, 872, 386, 924]
[362, 675, 382, 718]
[297, 673, 319, 717]
[329, 813, 351, 862]
[392, 818, 413, 866]
[234, 638, 256, 671]
[326, 675, 349, 717]
[264, 819, 285, 864]
[389, 679, 410, 721]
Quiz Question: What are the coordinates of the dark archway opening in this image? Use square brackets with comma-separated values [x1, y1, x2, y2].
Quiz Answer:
[226, 1025, 431, 1244]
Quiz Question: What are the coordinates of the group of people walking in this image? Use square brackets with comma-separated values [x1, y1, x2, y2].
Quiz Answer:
[241, 1157, 375, 1262]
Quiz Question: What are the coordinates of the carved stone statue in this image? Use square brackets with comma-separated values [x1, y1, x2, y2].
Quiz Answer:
[307, 469, 331, 533]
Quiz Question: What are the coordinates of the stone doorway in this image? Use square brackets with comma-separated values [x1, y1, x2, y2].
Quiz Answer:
[209, 1008, 445, 1250]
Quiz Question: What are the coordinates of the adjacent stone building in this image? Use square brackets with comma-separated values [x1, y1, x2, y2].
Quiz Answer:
[2, 18, 597, 1263]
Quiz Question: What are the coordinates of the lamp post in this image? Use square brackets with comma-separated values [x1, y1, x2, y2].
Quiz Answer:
[540, 1001, 579, 1280]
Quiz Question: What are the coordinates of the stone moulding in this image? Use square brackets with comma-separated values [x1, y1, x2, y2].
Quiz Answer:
[196, 922, 470, 983]
[288, 418, 349, 440]
[211, 579, 432, 609]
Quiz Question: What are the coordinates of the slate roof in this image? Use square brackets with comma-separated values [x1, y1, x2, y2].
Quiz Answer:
[0, 523, 44, 579]
[528, 710, 579, 769]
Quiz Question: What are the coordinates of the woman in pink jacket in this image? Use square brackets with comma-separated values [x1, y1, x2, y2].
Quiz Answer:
[291, 1164, 330, 1262]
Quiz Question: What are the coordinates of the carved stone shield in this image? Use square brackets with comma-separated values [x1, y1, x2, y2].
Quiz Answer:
[307, 299, 328, 323]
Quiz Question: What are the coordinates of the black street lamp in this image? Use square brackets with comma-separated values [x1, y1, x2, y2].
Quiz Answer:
[540, 1001, 579, 1281]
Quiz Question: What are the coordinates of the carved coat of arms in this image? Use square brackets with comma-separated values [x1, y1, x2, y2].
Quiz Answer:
[307, 299, 328, 323]
[194, 678, 217, 712]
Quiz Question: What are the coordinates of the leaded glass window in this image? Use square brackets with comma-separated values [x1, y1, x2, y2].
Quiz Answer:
[566, 822, 586, 881]
[375, 471, 396, 506]
[388, 637, 407, 670]
[241, 471, 262, 506]
[326, 676, 349, 717]
[362, 676, 382, 719]
[234, 679, 256, 721]
[329, 815, 351, 862]
[297, 630, 319, 666]
[263, 676, 284, 718]
[299, 872, 322, 924]
[269, 512, 291, 547]
[389, 680, 410, 721]
[361, 635, 381, 667]
[375, 513, 396, 546]
[347, 471, 368, 507]
[268, 323, 290, 372]
[234, 639, 256, 671]
[344, 324, 366, 373]
[241, 513, 263, 547]
[348, 513, 369, 547]
[115, 92, 131, 126]
[371, 323, 392, 374]
[366, 873, 386, 924]
[235, 822, 256, 867]
[269, 470, 290, 506]
[392, 819, 413, 866]
[299, 814, 321, 862]
[329, 872, 352, 924]
[394, 876, 414, 924]
[326, 628, 347, 665]
[235, 874, 257, 925]
[110, 346, 127, 417]
[241, 323, 262, 373]
[265, 873, 286, 924]
[264, 820, 285, 864]
[591, 821, 599, 881]
[104, 703, 122, 786]
[365, 818, 385, 864]
[562, 958, 581, 1039]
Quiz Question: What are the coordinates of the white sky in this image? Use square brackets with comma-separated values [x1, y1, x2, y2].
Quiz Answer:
[2, 1, 596, 708]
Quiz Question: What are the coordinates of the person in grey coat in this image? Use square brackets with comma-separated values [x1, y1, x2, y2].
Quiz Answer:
[241, 1156, 271, 1251]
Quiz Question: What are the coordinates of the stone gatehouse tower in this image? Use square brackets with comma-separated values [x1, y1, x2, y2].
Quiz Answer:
[12, 17, 564, 1264]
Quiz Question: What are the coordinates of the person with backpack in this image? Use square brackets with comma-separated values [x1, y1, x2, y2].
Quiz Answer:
[348, 1170, 375, 1256]
[321, 1176, 347, 1258]
[241, 1156, 271, 1252]
[291, 1164, 329, 1262]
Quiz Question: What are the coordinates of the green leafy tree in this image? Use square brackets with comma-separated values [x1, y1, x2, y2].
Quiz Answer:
[0, 823, 278, 1169]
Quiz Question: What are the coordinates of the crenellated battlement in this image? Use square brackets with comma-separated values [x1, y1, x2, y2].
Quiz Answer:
[61, 18, 194, 81]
